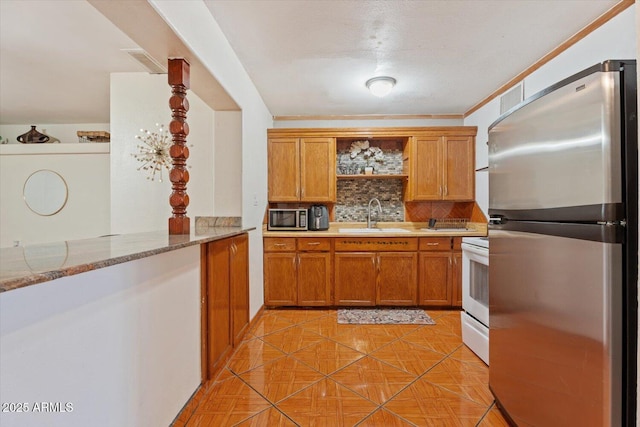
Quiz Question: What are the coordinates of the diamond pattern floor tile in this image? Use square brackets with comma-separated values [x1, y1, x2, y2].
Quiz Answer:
[384, 378, 488, 427]
[235, 407, 298, 426]
[249, 315, 295, 337]
[268, 308, 332, 324]
[291, 337, 365, 375]
[239, 355, 324, 403]
[421, 357, 493, 406]
[401, 326, 463, 354]
[187, 376, 271, 425]
[300, 315, 362, 338]
[357, 408, 416, 426]
[370, 339, 447, 376]
[449, 345, 488, 369]
[226, 338, 286, 374]
[277, 378, 378, 426]
[261, 325, 326, 354]
[330, 356, 416, 405]
[476, 406, 511, 426]
[331, 326, 400, 354]
[177, 309, 499, 427]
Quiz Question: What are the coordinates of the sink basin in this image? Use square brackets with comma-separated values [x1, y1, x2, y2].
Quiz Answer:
[338, 228, 410, 233]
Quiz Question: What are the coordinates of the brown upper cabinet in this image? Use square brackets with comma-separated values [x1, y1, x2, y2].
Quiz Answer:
[267, 127, 476, 203]
[267, 137, 336, 202]
[410, 135, 475, 201]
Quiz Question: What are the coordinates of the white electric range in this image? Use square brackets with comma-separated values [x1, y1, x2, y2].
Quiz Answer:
[460, 236, 489, 365]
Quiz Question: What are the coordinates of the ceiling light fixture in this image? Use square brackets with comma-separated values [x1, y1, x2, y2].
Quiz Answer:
[366, 76, 396, 98]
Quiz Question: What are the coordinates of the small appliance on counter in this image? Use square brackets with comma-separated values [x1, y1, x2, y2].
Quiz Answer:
[267, 208, 307, 231]
[308, 205, 329, 231]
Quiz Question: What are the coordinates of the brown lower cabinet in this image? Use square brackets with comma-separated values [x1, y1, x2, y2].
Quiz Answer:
[417, 237, 462, 307]
[201, 233, 249, 381]
[334, 252, 418, 306]
[263, 235, 461, 308]
[263, 237, 332, 306]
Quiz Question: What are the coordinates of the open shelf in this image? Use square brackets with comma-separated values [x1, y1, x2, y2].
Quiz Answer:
[337, 174, 408, 180]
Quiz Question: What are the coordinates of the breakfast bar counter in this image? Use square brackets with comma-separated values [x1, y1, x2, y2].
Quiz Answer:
[0, 226, 253, 293]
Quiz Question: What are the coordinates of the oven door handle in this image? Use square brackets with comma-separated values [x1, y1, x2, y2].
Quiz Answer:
[461, 243, 489, 257]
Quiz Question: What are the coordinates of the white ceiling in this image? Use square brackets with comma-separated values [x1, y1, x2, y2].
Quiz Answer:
[0, 0, 624, 125]
[204, 0, 621, 117]
[0, 0, 143, 124]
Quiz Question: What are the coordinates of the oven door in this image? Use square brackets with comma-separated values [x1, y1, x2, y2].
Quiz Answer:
[462, 242, 489, 326]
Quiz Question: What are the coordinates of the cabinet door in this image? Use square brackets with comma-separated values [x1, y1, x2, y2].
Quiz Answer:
[298, 252, 332, 306]
[451, 251, 463, 308]
[204, 239, 232, 377]
[268, 137, 300, 202]
[230, 234, 249, 346]
[443, 136, 474, 201]
[418, 252, 452, 306]
[377, 252, 418, 306]
[334, 253, 376, 306]
[411, 136, 442, 200]
[300, 137, 336, 202]
[264, 252, 298, 305]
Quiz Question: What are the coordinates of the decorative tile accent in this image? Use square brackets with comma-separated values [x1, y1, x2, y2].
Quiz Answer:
[336, 146, 404, 176]
[336, 179, 405, 222]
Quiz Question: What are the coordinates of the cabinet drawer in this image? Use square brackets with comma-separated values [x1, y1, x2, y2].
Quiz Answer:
[419, 237, 452, 251]
[297, 238, 331, 252]
[264, 238, 296, 252]
[335, 237, 418, 252]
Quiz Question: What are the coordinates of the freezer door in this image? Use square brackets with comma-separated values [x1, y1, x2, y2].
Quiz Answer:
[489, 228, 622, 426]
[488, 69, 622, 220]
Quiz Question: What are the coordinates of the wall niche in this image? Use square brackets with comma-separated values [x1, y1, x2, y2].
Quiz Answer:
[335, 137, 408, 222]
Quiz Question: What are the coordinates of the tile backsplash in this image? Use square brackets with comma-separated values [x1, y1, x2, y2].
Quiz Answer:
[335, 144, 405, 222]
[336, 179, 404, 222]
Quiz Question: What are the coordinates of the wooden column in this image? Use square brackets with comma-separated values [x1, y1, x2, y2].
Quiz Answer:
[168, 58, 191, 234]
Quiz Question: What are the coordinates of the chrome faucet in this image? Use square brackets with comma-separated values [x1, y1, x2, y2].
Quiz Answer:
[367, 198, 382, 228]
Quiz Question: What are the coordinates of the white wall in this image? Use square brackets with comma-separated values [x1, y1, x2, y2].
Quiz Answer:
[464, 4, 637, 218]
[149, 0, 274, 319]
[214, 111, 243, 216]
[0, 147, 110, 247]
[0, 123, 109, 144]
[110, 72, 215, 234]
[0, 246, 201, 427]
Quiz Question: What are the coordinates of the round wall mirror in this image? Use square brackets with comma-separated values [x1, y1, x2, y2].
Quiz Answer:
[23, 170, 68, 216]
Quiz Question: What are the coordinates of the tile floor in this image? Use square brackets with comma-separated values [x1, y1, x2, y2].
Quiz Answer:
[173, 309, 510, 426]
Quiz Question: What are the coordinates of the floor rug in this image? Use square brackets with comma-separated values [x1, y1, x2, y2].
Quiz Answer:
[337, 308, 435, 325]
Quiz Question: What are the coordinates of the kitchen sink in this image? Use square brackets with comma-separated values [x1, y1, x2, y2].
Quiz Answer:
[338, 228, 410, 233]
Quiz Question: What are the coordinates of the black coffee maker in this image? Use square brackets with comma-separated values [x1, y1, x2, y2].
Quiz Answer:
[308, 205, 329, 231]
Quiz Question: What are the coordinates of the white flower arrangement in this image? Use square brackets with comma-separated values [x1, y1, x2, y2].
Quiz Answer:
[349, 140, 385, 166]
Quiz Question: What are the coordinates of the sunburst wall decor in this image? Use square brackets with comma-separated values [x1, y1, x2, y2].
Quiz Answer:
[133, 123, 171, 182]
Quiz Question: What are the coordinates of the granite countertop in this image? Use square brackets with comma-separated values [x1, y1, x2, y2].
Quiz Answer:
[263, 221, 488, 238]
[0, 226, 253, 293]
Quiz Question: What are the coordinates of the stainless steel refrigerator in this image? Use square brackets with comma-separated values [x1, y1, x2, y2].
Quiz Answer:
[488, 60, 637, 427]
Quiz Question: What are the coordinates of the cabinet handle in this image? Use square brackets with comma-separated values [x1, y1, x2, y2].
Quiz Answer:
[449, 257, 452, 266]
[274, 243, 287, 247]
[307, 242, 320, 246]
[426, 243, 439, 246]
[444, 185, 448, 196]
[439, 185, 443, 196]
[301, 187, 304, 198]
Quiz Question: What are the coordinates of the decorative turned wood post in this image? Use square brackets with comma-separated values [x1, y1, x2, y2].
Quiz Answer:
[168, 58, 191, 234]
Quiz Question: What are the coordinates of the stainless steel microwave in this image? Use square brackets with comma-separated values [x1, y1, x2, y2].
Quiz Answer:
[267, 208, 307, 231]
